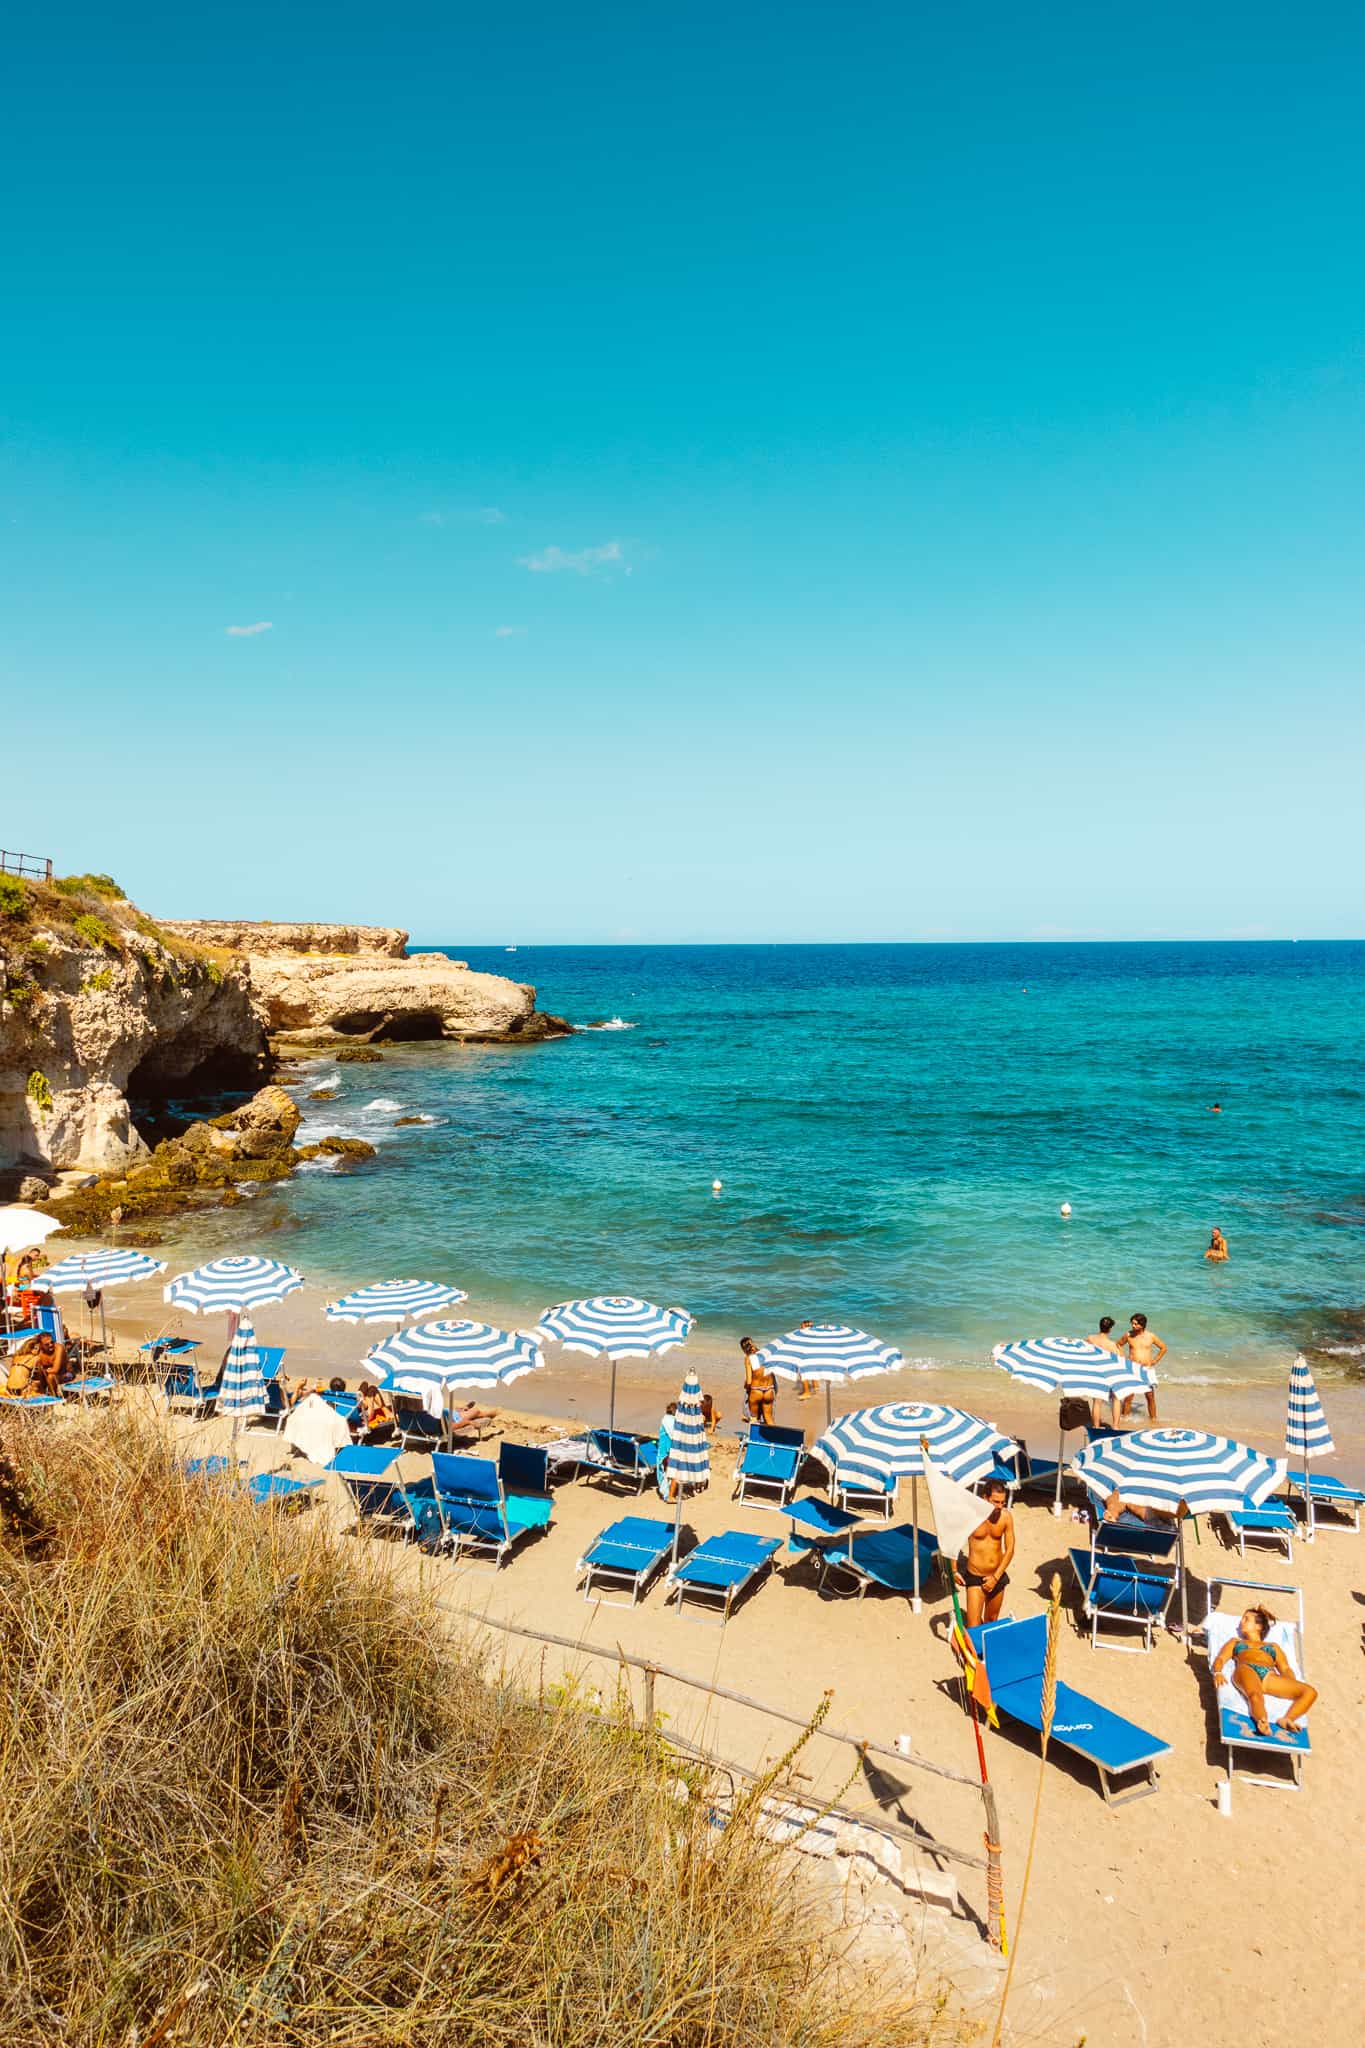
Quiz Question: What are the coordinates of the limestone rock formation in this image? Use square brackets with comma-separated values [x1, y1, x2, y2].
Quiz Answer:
[167, 919, 572, 1047]
[40, 1083, 303, 1234]
[162, 920, 409, 960]
[1, 881, 267, 1181]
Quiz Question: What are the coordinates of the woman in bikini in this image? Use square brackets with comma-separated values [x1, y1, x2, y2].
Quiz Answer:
[1212, 1605, 1317, 1737]
[741, 1337, 776, 1427]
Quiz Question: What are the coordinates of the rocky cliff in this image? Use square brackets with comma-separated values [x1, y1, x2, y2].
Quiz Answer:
[167, 920, 571, 1046]
[0, 875, 267, 1186]
[161, 920, 409, 960]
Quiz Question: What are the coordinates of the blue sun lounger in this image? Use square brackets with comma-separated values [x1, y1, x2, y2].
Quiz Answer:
[417, 1450, 553, 1567]
[984, 1437, 1061, 1503]
[0, 1392, 63, 1414]
[163, 1357, 222, 1416]
[1224, 1504, 1296, 1562]
[666, 1530, 781, 1622]
[1284, 1470, 1363, 1534]
[585, 1430, 661, 1493]
[1205, 1576, 1311, 1802]
[183, 1457, 321, 1510]
[812, 1522, 941, 1602]
[969, 1614, 1170, 1806]
[733, 1423, 806, 1506]
[577, 1515, 674, 1606]
[1069, 1523, 1180, 1651]
[330, 1442, 430, 1537]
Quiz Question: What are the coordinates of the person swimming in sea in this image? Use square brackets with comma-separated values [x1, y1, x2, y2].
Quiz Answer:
[1212, 1606, 1317, 1738]
[1205, 1226, 1229, 1262]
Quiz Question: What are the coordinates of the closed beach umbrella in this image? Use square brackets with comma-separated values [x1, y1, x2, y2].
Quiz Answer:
[324, 1278, 467, 1325]
[218, 1316, 267, 1431]
[538, 1294, 693, 1431]
[165, 1255, 304, 1317]
[813, 1400, 1014, 1608]
[754, 1322, 905, 1425]
[666, 1369, 710, 1560]
[1286, 1353, 1335, 1542]
[993, 1336, 1150, 1516]
[367, 1317, 544, 1421]
[1070, 1426, 1288, 1638]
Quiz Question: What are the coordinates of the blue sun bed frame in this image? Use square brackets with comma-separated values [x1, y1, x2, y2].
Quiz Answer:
[576, 1515, 674, 1606]
[666, 1530, 781, 1623]
[969, 1614, 1170, 1806]
[733, 1423, 805, 1506]
[413, 1449, 553, 1567]
[1068, 1523, 1180, 1651]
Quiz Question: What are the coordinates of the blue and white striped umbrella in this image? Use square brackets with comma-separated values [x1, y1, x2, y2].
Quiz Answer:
[41, 1248, 167, 1292]
[165, 1255, 304, 1316]
[324, 1279, 467, 1326]
[367, 1318, 544, 1418]
[1286, 1352, 1335, 1540]
[218, 1316, 267, 1421]
[993, 1336, 1149, 1402]
[539, 1295, 693, 1430]
[1070, 1427, 1286, 1517]
[666, 1370, 711, 1491]
[813, 1401, 1014, 1492]
[538, 1295, 693, 1359]
[755, 1322, 904, 1385]
[1286, 1353, 1335, 1461]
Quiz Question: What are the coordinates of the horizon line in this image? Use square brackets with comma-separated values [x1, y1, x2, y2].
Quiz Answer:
[406, 934, 1358, 949]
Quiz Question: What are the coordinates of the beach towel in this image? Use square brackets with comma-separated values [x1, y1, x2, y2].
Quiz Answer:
[283, 1393, 352, 1465]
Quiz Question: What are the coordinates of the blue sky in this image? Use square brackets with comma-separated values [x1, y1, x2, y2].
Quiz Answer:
[3, 2, 1362, 941]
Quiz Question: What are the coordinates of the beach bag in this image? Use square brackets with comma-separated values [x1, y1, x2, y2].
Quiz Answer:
[1058, 1397, 1091, 1433]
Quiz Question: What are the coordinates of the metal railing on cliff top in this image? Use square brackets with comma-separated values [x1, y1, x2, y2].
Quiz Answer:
[0, 849, 53, 882]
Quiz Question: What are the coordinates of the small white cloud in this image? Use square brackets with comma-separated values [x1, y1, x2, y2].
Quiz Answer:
[225, 621, 273, 637]
[493, 625, 527, 638]
[479, 506, 508, 524]
[518, 539, 625, 575]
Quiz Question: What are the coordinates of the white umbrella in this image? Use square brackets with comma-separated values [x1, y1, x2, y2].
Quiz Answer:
[1286, 1353, 1336, 1543]
[537, 1295, 693, 1431]
[0, 1205, 63, 1255]
[218, 1316, 268, 1435]
[752, 1321, 905, 1426]
[665, 1370, 711, 1563]
[993, 1336, 1150, 1515]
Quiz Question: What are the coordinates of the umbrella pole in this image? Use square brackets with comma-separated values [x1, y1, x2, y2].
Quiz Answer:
[911, 1473, 922, 1613]
[1177, 1514, 1189, 1642]
[1304, 1453, 1315, 1543]
[1053, 1427, 1065, 1517]
[608, 1356, 618, 1435]
[825, 1381, 832, 1429]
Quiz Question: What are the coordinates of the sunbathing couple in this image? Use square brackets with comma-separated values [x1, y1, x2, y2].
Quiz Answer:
[1213, 1606, 1318, 1739]
[5, 1331, 71, 1399]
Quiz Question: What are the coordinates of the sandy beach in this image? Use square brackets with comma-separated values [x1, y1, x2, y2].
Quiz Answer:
[27, 1267, 1358, 2044]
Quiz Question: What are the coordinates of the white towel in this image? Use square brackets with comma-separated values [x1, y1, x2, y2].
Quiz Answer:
[283, 1393, 352, 1465]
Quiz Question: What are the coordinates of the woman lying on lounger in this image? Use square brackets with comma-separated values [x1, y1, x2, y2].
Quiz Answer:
[1212, 1606, 1318, 1738]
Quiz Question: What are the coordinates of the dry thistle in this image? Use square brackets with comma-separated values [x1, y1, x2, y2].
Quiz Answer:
[466, 1827, 544, 1899]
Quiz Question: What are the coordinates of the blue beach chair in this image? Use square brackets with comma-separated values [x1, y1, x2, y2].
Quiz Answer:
[388, 1391, 445, 1453]
[419, 1450, 553, 1567]
[811, 1522, 940, 1602]
[1068, 1523, 1179, 1651]
[970, 1615, 1170, 1806]
[733, 1424, 806, 1507]
[330, 1442, 428, 1537]
[666, 1530, 781, 1622]
[833, 1471, 898, 1521]
[1284, 1470, 1363, 1534]
[585, 1429, 660, 1494]
[1205, 1576, 1311, 1801]
[182, 1457, 321, 1511]
[576, 1515, 674, 1605]
[1224, 1504, 1296, 1562]
[163, 1355, 222, 1417]
[781, 1496, 865, 1553]
[0, 1392, 63, 1414]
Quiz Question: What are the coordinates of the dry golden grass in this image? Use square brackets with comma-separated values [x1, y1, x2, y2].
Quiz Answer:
[0, 1414, 959, 2048]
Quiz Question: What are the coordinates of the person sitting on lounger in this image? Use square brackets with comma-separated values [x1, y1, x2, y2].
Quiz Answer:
[10, 1331, 70, 1398]
[355, 1382, 397, 1445]
[956, 1479, 1015, 1626]
[1212, 1605, 1318, 1738]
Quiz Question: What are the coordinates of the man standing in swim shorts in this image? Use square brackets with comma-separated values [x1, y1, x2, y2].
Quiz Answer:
[956, 1479, 1015, 1626]
[1118, 1312, 1166, 1420]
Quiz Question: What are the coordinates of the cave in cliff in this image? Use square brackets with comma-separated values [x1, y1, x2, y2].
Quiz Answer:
[328, 1008, 446, 1042]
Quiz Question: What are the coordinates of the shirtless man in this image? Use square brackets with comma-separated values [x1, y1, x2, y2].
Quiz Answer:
[956, 1480, 1015, 1626]
[1085, 1315, 1122, 1430]
[1117, 1313, 1165, 1420]
[1204, 1227, 1229, 1263]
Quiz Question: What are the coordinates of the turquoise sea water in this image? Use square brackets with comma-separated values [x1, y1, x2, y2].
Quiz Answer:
[232, 944, 1364, 1385]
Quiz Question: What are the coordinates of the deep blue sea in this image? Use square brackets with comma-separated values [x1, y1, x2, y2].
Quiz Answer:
[241, 944, 1364, 1385]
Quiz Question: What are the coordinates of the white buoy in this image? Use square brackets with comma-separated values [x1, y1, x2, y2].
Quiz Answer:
[1060, 1202, 1072, 1218]
[711, 1178, 723, 1193]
